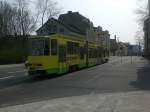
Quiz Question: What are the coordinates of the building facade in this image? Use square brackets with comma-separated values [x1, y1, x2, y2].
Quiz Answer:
[36, 11, 92, 39]
[36, 18, 70, 36]
[93, 26, 110, 52]
[58, 11, 91, 36]
[110, 36, 118, 56]
[144, 18, 150, 58]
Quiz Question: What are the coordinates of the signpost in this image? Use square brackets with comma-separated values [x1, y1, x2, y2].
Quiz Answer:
[120, 46, 123, 64]
[148, 0, 150, 20]
[131, 53, 133, 64]
[129, 45, 133, 64]
[148, 0, 150, 42]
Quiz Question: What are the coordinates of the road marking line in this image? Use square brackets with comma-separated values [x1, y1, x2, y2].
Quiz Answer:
[0, 64, 24, 69]
[7, 70, 27, 74]
[0, 73, 28, 80]
[0, 76, 14, 80]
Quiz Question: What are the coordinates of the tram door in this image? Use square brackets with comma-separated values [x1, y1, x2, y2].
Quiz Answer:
[97, 47, 101, 64]
[58, 45, 67, 73]
[85, 41, 89, 66]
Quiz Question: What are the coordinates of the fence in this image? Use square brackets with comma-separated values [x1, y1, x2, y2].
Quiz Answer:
[0, 36, 30, 64]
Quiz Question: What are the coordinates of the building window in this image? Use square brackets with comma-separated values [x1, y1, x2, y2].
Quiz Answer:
[59, 28, 64, 33]
[53, 25, 57, 33]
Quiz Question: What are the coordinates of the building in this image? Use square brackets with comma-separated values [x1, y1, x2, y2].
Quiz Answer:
[144, 18, 150, 58]
[36, 18, 85, 38]
[36, 18, 70, 36]
[110, 36, 118, 56]
[115, 42, 128, 56]
[37, 11, 93, 39]
[93, 26, 110, 52]
[128, 45, 141, 56]
[36, 11, 110, 50]
[102, 30, 110, 51]
[58, 11, 91, 36]
[93, 26, 103, 43]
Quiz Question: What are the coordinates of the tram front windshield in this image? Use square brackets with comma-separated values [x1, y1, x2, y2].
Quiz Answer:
[31, 39, 49, 56]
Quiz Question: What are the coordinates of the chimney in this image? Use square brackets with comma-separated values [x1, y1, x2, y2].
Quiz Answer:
[68, 11, 72, 14]
[114, 35, 117, 41]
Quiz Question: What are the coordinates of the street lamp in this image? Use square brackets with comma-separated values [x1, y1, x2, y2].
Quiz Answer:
[148, 0, 150, 57]
[148, 0, 150, 28]
[149, 0, 150, 19]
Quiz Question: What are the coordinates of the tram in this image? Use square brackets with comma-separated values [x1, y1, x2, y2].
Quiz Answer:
[26, 34, 109, 75]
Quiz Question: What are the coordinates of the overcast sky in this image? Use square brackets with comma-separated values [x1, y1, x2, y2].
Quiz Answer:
[8, 0, 145, 44]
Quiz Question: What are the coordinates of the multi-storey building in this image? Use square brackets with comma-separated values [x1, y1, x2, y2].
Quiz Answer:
[144, 18, 150, 58]
[36, 11, 91, 39]
[93, 26, 110, 50]
[110, 36, 118, 56]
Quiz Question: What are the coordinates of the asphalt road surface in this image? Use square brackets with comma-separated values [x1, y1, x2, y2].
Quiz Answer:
[0, 56, 150, 108]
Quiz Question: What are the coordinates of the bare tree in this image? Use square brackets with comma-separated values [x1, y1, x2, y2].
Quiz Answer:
[36, 0, 61, 26]
[14, 0, 36, 35]
[0, 0, 36, 37]
[0, 1, 16, 37]
[46, 1, 61, 19]
[135, 30, 144, 45]
[135, 1, 148, 26]
[135, 0, 148, 45]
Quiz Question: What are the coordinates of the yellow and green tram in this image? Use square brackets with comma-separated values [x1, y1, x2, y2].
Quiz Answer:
[26, 34, 109, 75]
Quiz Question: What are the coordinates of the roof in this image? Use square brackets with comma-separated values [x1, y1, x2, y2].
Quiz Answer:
[58, 11, 91, 35]
[36, 17, 85, 36]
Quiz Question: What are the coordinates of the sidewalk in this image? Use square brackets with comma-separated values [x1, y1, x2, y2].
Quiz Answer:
[0, 91, 150, 112]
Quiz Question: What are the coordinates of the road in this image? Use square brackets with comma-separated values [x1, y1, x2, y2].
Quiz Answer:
[0, 64, 27, 79]
[0, 56, 150, 108]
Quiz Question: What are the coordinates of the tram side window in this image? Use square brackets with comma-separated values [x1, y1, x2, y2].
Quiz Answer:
[100, 48, 102, 58]
[80, 47, 84, 59]
[98, 48, 102, 58]
[94, 49, 96, 58]
[95, 49, 98, 58]
[51, 39, 57, 55]
[89, 48, 98, 58]
[89, 48, 92, 58]
[59, 45, 66, 62]
[74, 43, 79, 54]
[67, 42, 79, 55]
[67, 42, 72, 54]
[44, 40, 50, 55]
[93, 49, 96, 58]
[104, 50, 105, 57]
[98, 49, 101, 58]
